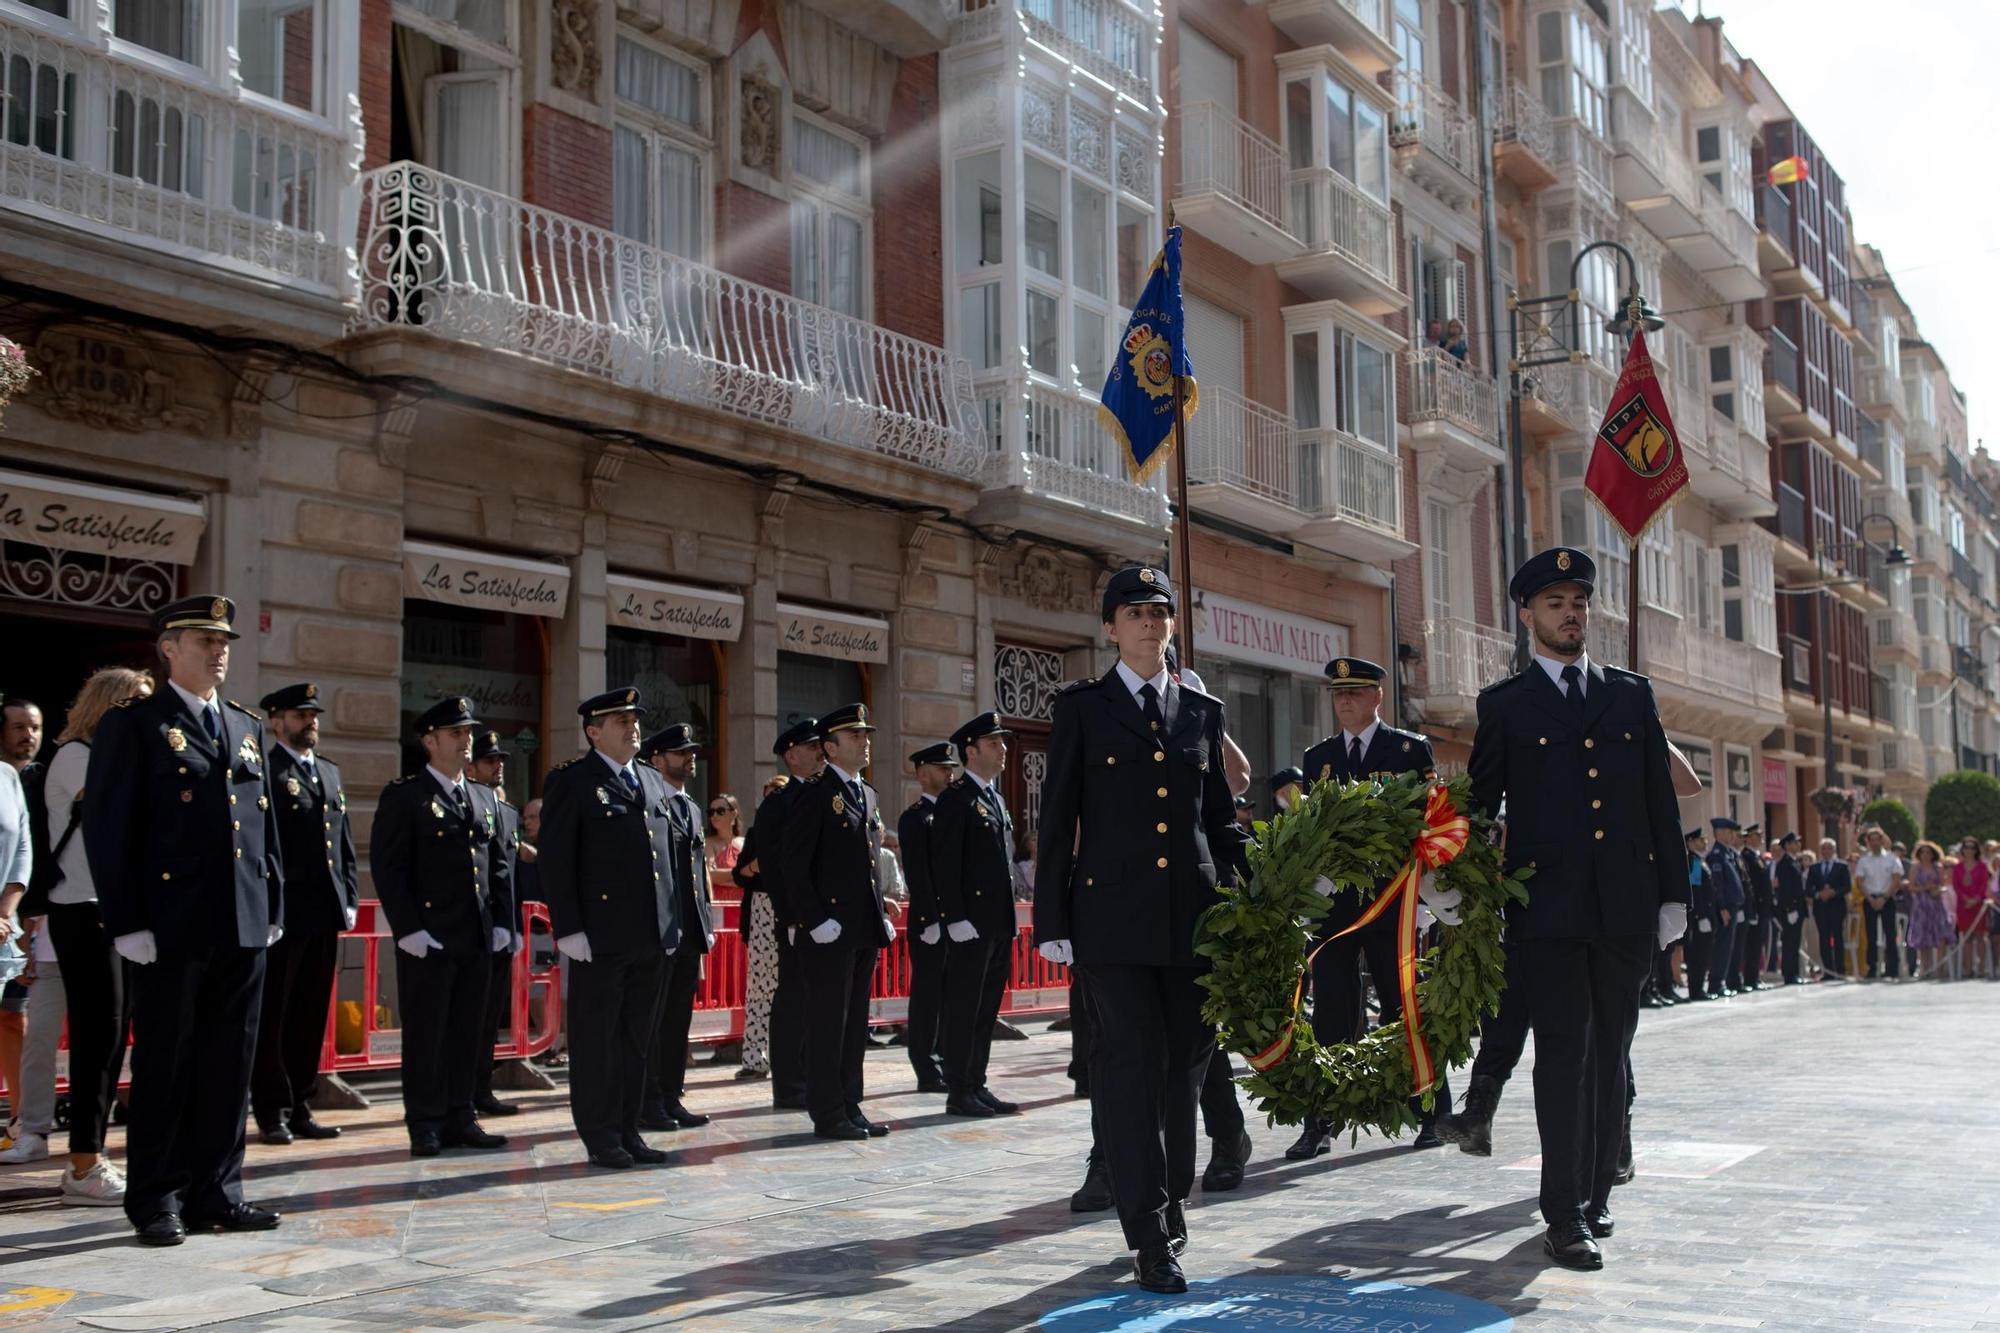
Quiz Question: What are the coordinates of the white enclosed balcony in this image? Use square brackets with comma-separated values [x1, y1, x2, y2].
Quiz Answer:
[1421, 617, 1514, 724]
[1246, 0, 1395, 75]
[1277, 167, 1399, 313]
[1173, 103, 1301, 266]
[1390, 78, 1479, 207]
[1859, 366, 1906, 424]
[1401, 348, 1501, 469]
[0, 6, 355, 329]
[1491, 83, 1556, 193]
[1295, 429, 1410, 562]
[351, 163, 986, 490]
[1666, 190, 1763, 303]
[1611, 92, 1701, 241]
[1549, 117, 1615, 218]
[1274, 50, 1400, 314]
[969, 376, 1170, 558]
[953, 0, 1156, 104]
[1638, 608, 1785, 729]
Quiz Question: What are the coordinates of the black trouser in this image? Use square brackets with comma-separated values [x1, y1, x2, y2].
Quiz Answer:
[1863, 899, 1900, 977]
[1078, 973, 1241, 1148]
[124, 944, 265, 1226]
[44, 900, 131, 1156]
[1521, 933, 1649, 1227]
[566, 950, 664, 1153]
[1468, 936, 1531, 1086]
[251, 928, 338, 1127]
[1683, 922, 1714, 997]
[396, 947, 490, 1138]
[1708, 918, 1742, 992]
[801, 943, 878, 1127]
[1779, 910, 1806, 982]
[941, 931, 1010, 1095]
[1814, 901, 1847, 976]
[1742, 910, 1767, 980]
[643, 944, 703, 1109]
[1651, 937, 1679, 995]
[1075, 962, 1213, 1251]
[905, 931, 947, 1084]
[1069, 968, 1097, 1087]
[770, 927, 809, 1105]
[476, 947, 514, 1101]
[1309, 915, 1449, 1126]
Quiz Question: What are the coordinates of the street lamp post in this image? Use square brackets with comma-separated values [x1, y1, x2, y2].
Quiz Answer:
[1507, 240, 1663, 668]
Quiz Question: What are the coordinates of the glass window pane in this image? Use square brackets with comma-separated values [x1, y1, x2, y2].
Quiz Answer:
[1075, 306, 1104, 391]
[613, 124, 650, 242]
[955, 152, 1002, 273]
[795, 116, 864, 198]
[1073, 180, 1108, 298]
[1116, 202, 1147, 305]
[1356, 341, 1388, 445]
[827, 212, 864, 317]
[615, 38, 703, 131]
[401, 0, 507, 46]
[1355, 100, 1387, 201]
[657, 141, 703, 260]
[1025, 157, 1062, 280]
[791, 201, 820, 304]
[1325, 82, 1353, 180]
[432, 76, 504, 190]
[238, 1, 318, 112]
[1290, 333, 1321, 429]
[1027, 288, 1061, 378]
[960, 283, 1001, 369]
[114, 0, 202, 63]
[1285, 78, 1314, 171]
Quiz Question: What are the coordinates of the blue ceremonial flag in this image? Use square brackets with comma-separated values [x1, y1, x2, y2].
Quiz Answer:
[1098, 225, 1199, 481]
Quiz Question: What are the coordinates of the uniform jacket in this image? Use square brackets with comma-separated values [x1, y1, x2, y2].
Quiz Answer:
[779, 769, 893, 947]
[266, 745, 360, 935]
[1806, 858, 1851, 908]
[1740, 847, 1775, 922]
[1689, 853, 1716, 924]
[370, 769, 513, 958]
[931, 773, 1017, 936]
[1467, 661, 1688, 942]
[736, 780, 801, 918]
[1032, 667, 1247, 968]
[898, 796, 942, 931]
[1706, 843, 1746, 911]
[1773, 852, 1808, 917]
[85, 689, 283, 953]
[659, 784, 716, 954]
[1301, 722, 1436, 937]
[538, 752, 683, 956]
[491, 795, 523, 953]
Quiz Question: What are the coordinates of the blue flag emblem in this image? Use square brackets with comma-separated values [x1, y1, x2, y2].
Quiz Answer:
[1098, 226, 1199, 481]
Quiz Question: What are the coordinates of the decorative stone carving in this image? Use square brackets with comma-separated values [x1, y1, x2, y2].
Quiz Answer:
[29, 331, 211, 434]
[951, 72, 1003, 151]
[740, 74, 781, 175]
[1069, 104, 1108, 175]
[996, 544, 1093, 616]
[551, 0, 602, 98]
[1023, 82, 1063, 156]
[1116, 128, 1155, 202]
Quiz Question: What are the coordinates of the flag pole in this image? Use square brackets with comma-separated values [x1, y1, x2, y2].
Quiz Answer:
[1166, 212, 1197, 673]
[1627, 548, 1640, 670]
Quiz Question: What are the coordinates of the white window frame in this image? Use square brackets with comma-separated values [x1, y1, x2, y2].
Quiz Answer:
[233, 1, 331, 118]
[1554, 446, 1629, 617]
[611, 33, 712, 262]
[790, 106, 874, 321]
[395, 1, 521, 194]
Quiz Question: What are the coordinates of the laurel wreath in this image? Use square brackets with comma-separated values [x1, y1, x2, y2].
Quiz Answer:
[1195, 772, 1530, 1140]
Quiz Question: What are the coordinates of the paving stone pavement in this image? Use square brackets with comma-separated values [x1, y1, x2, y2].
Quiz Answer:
[1, 979, 1996, 1331]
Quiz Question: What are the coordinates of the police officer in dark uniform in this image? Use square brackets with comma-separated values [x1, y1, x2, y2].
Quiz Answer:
[898, 741, 959, 1092]
[85, 595, 285, 1245]
[735, 718, 823, 1109]
[540, 688, 681, 1169]
[933, 711, 1023, 1118]
[1034, 566, 1246, 1294]
[1286, 656, 1449, 1160]
[1465, 548, 1686, 1271]
[1705, 818, 1746, 997]
[779, 703, 897, 1141]
[466, 728, 525, 1117]
[1737, 823, 1772, 989]
[370, 696, 515, 1160]
[1772, 830, 1808, 984]
[1683, 828, 1717, 999]
[1268, 766, 1306, 814]
[251, 681, 358, 1145]
[639, 722, 717, 1131]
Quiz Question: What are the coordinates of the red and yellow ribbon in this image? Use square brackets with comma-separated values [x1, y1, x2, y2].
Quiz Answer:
[1248, 785, 1471, 1095]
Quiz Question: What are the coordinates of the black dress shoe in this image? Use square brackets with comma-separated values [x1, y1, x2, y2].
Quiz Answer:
[136, 1213, 186, 1247]
[946, 1093, 996, 1117]
[1133, 1244, 1188, 1293]
[443, 1123, 508, 1150]
[974, 1088, 1020, 1115]
[589, 1147, 636, 1169]
[1165, 1200, 1188, 1256]
[813, 1121, 868, 1141]
[258, 1122, 295, 1146]
[637, 1108, 680, 1132]
[735, 1066, 771, 1081]
[1586, 1206, 1615, 1238]
[665, 1100, 711, 1129]
[1070, 1156, 1115, 1213]
[849, 1114, 891, 1138]
[410, 1129, 443, 1158]
[186, 1202, 281, 1232]
[1543, 1218, 1603, 1270]
[289, 1111, 341, 1140]
[474, 1094, 521, 1117]
[622, 1141, 670, 1165]
[916, 1078, 951, 1094]
[1202, 1129, 1252, 1191]
[1411, 1124, 1444, 1150]
[1285, 1123, 1331, 1161]
[992, 1018, 1029, 1041]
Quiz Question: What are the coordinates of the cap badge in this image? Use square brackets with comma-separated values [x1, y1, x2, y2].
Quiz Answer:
[166, 727, 187, 753]
[1556, 550, 1572, 572]
[304, 683, 317, 699]
[210, 597, 228, 622]
[856, 704, 868, 723]
[456, 697, 471, 714]
[624, 688, 635, 704]
[1138, 568, 1155, 584]
[1335, 659, 1351, 679]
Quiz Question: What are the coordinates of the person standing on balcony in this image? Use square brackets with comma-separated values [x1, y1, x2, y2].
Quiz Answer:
[1705, 820, 1746, 998]
[1853, 826, 1904, 980]
[638, 724, 715, 1134]
[1807, 837, 1851, 979]
[1443, 319, 1470, 363]
[250, 683, 358, 1146]
[898, 743, 957, 1094]
[466, 729, 526, 1119]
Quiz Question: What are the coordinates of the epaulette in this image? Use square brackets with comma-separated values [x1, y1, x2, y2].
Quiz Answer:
[1178, 681, 1222, 705]
[1478, 673, 1523, 697]
[1604, 664, 1651, 685]
[950, 774, 972, 787]
[552, 753, 586, 772]
[226, 699, 261, 719]
[1058, 677, 1096, 695]
[387, 773, 419, 786]
[801, 770, 823, 783]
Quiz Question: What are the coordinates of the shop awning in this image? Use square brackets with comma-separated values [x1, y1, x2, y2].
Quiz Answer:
[777, 601, 890, 663]
[403, 540, 570, 618]
[606, 574, 744, 641]
[0, 467, 206, 564]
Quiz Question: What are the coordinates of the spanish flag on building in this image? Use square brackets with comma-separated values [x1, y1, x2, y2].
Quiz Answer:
[1584, 327, 1689, 542]
[1768, 155, 1808, 187]
[1099, 225, 1199, 481]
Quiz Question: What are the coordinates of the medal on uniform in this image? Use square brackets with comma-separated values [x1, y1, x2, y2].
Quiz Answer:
[975, 800, 990, 819]
[166, 727, 187, 753]
[596, 786, 610, 805]
[286, 775, 302, 797]
[431, 798, 446, 819]
[239, 736, 260, 764]
[832, 794, 846, 815]
[1320, 763, 1332, 780]
[337, 791, 346, 812]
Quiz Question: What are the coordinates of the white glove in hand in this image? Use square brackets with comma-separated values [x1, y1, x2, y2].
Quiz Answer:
[1311, 875, 1336, 899]
[267, 924, 285, 946]
[705, 933, 717, 951]
[491, 924, 511, 953]
[114, 930, 158, 965]
[1416, 871, 1463, 927]
[1657, 903, 1688, 949]
[1037, 938, 1074, 966]
[556, 931, 593, 962]
[1697, 917, 1713, 934]
[809, 918, 842, 945]
[920, 922, 942, 946]
[881, 915, 897, 943]
[946, 919, 979, 943]
[342, 905, 358, 931]
[1416, 904, 1436, 931]
[398, 930, 442, 959]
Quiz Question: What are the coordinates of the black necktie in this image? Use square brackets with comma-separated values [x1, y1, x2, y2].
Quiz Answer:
[1561, 663, 1584, 718]
[1138, 682, 1165, 733]
[850, 778, 866, 812]
[1349, 736, 1363, 772]
[621, 767, 640, 800]
[203, 704, 221, 745]
[452, 782, 469, 815]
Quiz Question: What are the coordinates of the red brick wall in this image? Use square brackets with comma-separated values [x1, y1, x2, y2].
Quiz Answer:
[523, 105, 612, 229]
[360, 0, 392, 171]
[1190, 529, 1390, 665]
[873, 56, 943, 346]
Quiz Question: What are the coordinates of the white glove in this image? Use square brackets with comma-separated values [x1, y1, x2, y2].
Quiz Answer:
[946, 919, 979, 943]
[1417, 904, 1436, 931]
[1786, 911, 1800, 925]
[398, 930, 442, 958]
[1311, 875, 1335, 899]
[1416, 871, 1462, 927]
[1697, 917, 1713, 934]
[881, 915, 897, 943]
[114, 930, 158, 965]
[809, 918, 842, 945]
[556, 931, 592, 962]
[920, 923, 941, 946]
[342, 906, 357, 931]
[267, 924, 285, 946]
[705, 933, 717, 951]
[1657, 903, 1688, 948]
[786, 926, 797, 946]
[1038, 938, 1074, 966]
[491, 925, 511, 952]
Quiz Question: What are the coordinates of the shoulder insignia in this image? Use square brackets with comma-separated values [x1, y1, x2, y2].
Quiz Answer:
[1177, 681, 1221, 704]
[1479, 673, 1524, 697]
[387, 774, 419, 787]
[553, 754, 586, 772]
[226, 699, 262, 719]
[802, 771, 824, 784]
[951, 774, 972, 787]
[1058, 677, 1096, 695]
[1604, 665, 1651, 686]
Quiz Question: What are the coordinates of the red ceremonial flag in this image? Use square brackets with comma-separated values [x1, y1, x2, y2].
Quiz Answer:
[1584, 328, 1689, 543]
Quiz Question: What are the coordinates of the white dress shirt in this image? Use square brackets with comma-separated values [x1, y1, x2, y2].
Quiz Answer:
[1535, 651, 1592, 697]
[1115, 659, 1172, 702]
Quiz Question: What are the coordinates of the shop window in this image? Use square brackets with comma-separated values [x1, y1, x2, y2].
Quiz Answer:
[403, 601, 547, 796]
[607, 626, 721, 809]
[777, 651, 865, 744]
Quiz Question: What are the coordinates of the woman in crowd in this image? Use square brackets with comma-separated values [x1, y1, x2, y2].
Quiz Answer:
[733, 775, 789, 1081]
[1904, 841, 1953, 980]
[1951, 835, 1991, 979]
[704, 794, 744, 875]
[0, 759, 28, 1160]
[41, 666, 153, 1204]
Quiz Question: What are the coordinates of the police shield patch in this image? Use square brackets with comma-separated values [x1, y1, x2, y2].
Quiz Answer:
[1599, 395, 1674, 479]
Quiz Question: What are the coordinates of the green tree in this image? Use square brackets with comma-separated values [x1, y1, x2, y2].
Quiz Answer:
[1923, 770, 2000, 849]
[1860, 797, 1918, 849]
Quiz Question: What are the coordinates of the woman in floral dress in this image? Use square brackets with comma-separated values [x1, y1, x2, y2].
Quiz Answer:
[1904, 842, 1953, 978]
